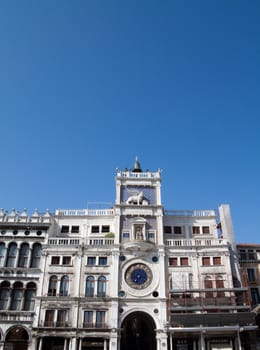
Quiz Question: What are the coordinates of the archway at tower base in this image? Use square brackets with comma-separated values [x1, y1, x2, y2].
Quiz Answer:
[120, 311, 156, 350]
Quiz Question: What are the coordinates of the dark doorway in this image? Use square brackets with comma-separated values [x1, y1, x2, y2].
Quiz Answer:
[82, 337, 106, 350]
[120, 312, 156, 350]
[4, 326, 29, 350]
[42, 337, 65, 350]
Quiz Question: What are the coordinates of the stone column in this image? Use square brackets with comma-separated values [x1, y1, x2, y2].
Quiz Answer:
[156, 336, 160, 350]
[29, 336, 38, 350]
[64, 338, 68, 350]
[169, 334, 173, 350]
[200, 333, 205, 350]
[109, 332, 118, 350]
[27, 247, 32, 269]
[104, 339, 107, 350]
[79, 338, 82, 350]
[237, 331, 242, 350]
[70, 337, 77, 350]
[38, 337, 43, 350]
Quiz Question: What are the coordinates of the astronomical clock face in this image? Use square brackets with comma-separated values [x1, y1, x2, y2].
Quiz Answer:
[125, 263, 153, 290]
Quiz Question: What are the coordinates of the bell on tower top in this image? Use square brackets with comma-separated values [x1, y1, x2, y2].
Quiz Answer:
[132, 156, 142, 173]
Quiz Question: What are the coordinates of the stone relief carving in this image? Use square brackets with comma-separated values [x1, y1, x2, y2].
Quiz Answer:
[126, 191, 144, 205]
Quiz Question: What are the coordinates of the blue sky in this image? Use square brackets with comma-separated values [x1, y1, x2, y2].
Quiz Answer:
[0, 1, 259, 243]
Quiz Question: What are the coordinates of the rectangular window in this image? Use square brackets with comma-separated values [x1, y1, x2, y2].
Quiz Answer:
[101, 225, 110, 233]
[148, 232, 155, 240]
[251, 288, 260, 305]
[61, 226, 69, 233]
[84, 310, 94, 328]
[98, 257, 107, 266]
[174, 226, 182, 234]
[169, 258, 178, 266]
[96, 311, 106, 328]
[247, 268, 256, 282]
[239, 250, 247, 260]
[44, 310, 55, 327]
[57, 310, 67, 327]
[248, 250, 256, 260]
[202, 226, 210, 234]
[87, 257, 96, 266]
[164, 226, 172, 234]
[192, 226, 200, 235]
[71, 226, 79, 233]
[213, 257, 221, 265]
[91, 226, 99, 233]
[202, 257, 210, 266]
[122, 232, 129, 238]
[180, 257, 188, 266]
[51, 256, 60, 265]
[62, 256, 71, 265]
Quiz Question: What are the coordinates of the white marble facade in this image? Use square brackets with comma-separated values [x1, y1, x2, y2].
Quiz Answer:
[0, 160, 258, 350]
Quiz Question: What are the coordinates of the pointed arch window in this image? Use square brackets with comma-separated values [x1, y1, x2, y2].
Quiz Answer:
[0, 243, 5, 267]
[59, 275, 69, 296]
[85, 276, 95, 297]
[6, 243, 17, 267]
[23, 282, 36, 310]
[18, 243, 30, 268]
[0, 281, 10, 310]
[30, 243, 42, 268]
[10, 282, 23, 310]
[48, 275, 57, 296]
[97, 276, 106, 297]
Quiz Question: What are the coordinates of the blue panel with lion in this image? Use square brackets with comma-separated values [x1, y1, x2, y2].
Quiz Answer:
[121, 186, 155, 205]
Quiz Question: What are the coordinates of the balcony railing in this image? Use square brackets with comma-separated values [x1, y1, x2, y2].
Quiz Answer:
[171, 296, 236, 308]
[116, 170, 160, 179]
[83, 322, 108, 329]
[55, 209, 114, 216]
[165, 210, 216, 217]
[165, 238, 226, 247]
[48, 239, 80, 246]
[87, 238, 114, 246]
[0, 311, 34, 322]
[43, 321, 70, 327]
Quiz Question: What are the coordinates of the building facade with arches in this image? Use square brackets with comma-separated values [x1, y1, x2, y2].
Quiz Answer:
[0, 160, 258, 350]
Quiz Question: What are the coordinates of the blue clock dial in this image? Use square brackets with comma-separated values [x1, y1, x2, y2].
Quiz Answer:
[125, 263, 153, 290]
[131, 269, 147, 284]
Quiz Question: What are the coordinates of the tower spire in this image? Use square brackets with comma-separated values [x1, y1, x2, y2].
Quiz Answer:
[132, 156, 142, 173]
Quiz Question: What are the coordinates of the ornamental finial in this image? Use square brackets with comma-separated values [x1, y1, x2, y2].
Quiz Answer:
[132, 156, 142, 173]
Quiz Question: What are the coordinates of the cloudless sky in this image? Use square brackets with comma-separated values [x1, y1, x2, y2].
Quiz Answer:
[0, 1, 259, 243]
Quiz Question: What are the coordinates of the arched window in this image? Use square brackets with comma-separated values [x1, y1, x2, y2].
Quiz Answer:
[59, 275, 69, 296]
[0, 243, 5, 267]
[30, 243, 42, 268]
[18, 243, 30, 268]
[23, 282, 36, 310]
[0, 281, 10, 310]
[48, 275, 57, 296]
[216, 276, 225, 297]
[6, 243, 17, 267]
[10, 282, 23, 310]
[97, 276, 106, 297]
[204, 276, 213, 298]
[85, 276, 95, 297]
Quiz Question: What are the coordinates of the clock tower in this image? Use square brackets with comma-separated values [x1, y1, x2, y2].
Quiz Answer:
[114, 158, 168, 350]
